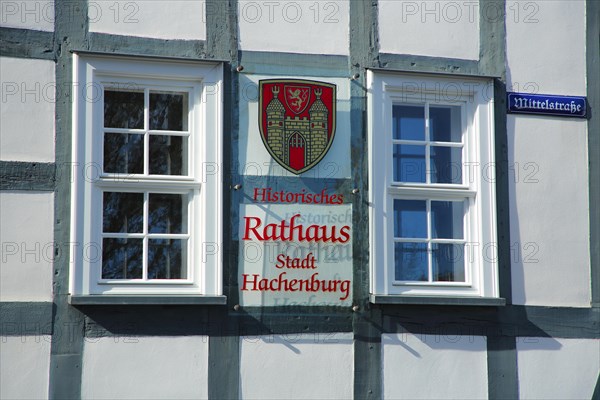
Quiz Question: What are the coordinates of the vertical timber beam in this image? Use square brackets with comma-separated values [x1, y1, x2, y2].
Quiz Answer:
[205, 1, 241, 399]
[350, 1, 382, 399]
[480, 1, 520, 399]
[487, 335, 519, 399]
[48, 0, 88, 398]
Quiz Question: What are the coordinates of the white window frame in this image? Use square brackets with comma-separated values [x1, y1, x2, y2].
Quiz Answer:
[367, 70, 499, 298]
[70, 53, 223, 297]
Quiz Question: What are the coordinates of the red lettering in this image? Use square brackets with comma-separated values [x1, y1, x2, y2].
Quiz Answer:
[263, 223, 280, 240]
[336, 225, 351, 243]
[304, 224, 320, 241]
[241, 274, 259, 291]
[275, 253, 286, 269]
[243, 217, 263, 240]
[242, 214, 351, 243]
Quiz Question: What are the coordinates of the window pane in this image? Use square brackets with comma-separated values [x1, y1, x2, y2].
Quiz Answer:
[430, 146, 462, 184]
[148, 239, 187, 279]
[432, 243, 465, 282]
[393, 144, 426, 183]
[103, 192, 143, 233]
[102, 238, 143, 279]
[393, 105, 425, 140]
[393, 200, 427, 238]
[104, 132, 144, 174]
[148, 193, 186, 234]
[430, 105, 461, 142]
[104, 90, 144, 129]
[395, 242, 428, 281]
[150, 92, 188, 131]
[149, 135, 187, 175]
[431, 201, 464, 239]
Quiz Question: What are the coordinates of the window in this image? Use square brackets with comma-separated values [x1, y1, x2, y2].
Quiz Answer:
[70, 54, 223, 298]
[367, 71, 499, 299]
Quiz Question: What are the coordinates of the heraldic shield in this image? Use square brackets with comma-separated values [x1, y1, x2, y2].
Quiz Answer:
[259, 79, 337, 175]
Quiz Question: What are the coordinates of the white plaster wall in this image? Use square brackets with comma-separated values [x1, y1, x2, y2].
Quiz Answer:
[382, 333, 488, 399]
[88, 1, 205, 40]
[0, 0, 54, 31]
[240, 333, 354, 399]
[0, 336, 52, 399]
[505, 1, 589, 307]
[517, 337, 600, 399]
[1, 57, 55, 162]
[238, 0, 349, 55]
[0, 192, 54, 301]
[506, 0, 586, 95]
[81, 336, 209, 399]
[508, 116, 590, 307]
[378, 0, 479, 60]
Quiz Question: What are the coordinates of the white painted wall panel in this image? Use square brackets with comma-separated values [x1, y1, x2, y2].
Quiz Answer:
[378, 0, 479, 60]
[81, 336, 209, 399]
[0, 57, 55, 162]
[506, 0, 586, 95]
[383, 333, 488, 399]
[0, 0, 54, 32]
[88, 1, 206, 40]
[240, 333, 354, 399]
[0, 336, 51, 399]
[0, 192, 54, 301]
[508, 116, 590, 307]
[238, 1, 349, 55]
[517, 337, 600, 399]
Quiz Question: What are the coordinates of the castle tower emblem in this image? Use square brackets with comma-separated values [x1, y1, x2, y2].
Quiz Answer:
[259, 79, 337, 175]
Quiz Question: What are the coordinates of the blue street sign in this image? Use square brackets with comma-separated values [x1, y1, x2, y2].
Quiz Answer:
[507, 92, 587, 118]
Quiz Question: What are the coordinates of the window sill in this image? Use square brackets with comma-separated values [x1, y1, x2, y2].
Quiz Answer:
[69, 295, 227, 305]
[369, 294, 506, 306]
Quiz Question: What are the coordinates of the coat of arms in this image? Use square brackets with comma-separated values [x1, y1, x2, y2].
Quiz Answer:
[259, 79, 337, 174]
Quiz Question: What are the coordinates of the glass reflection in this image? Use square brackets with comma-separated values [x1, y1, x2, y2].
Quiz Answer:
[149, 135, 186, 175]
[394, 144, 426, 183]
[150, 92, 188, 131]
[395, 242, 428, 281]
[432, 243, 465, 282]
[102, 238, 143, 279]
[393, 105, 425, 140]
[393, 200, 427, 238]
[103, 192, 143, 233]
[430, 146, 462, 184]
[104, 132, 144, 174]
[148, 239, 186, 279]
[431, 201, 464, 239]
[104, 90, 144, 129]
[148, 193, 186, 234]
[430, 106, 461, 142]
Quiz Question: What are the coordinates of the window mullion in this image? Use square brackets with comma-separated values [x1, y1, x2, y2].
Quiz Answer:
[426, 199, 433, 283]
[143, 191, 149, 281]
[144, 88, 150, 176]
[425, 102, 431, 185]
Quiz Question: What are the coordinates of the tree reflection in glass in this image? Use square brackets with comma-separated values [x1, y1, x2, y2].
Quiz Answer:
[104, 90, 144, 129]
[150, 92, 187, 131]
[104, 133, 144, 174]
[102, 238, 143, 279]
[103, 192, 143, 233]
[148, 193, 186, 234]
[148, 239, 186, 279]
[149, 135, 186, 175]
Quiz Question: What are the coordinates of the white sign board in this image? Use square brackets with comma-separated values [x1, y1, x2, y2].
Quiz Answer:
[239, 203, 353, 306]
